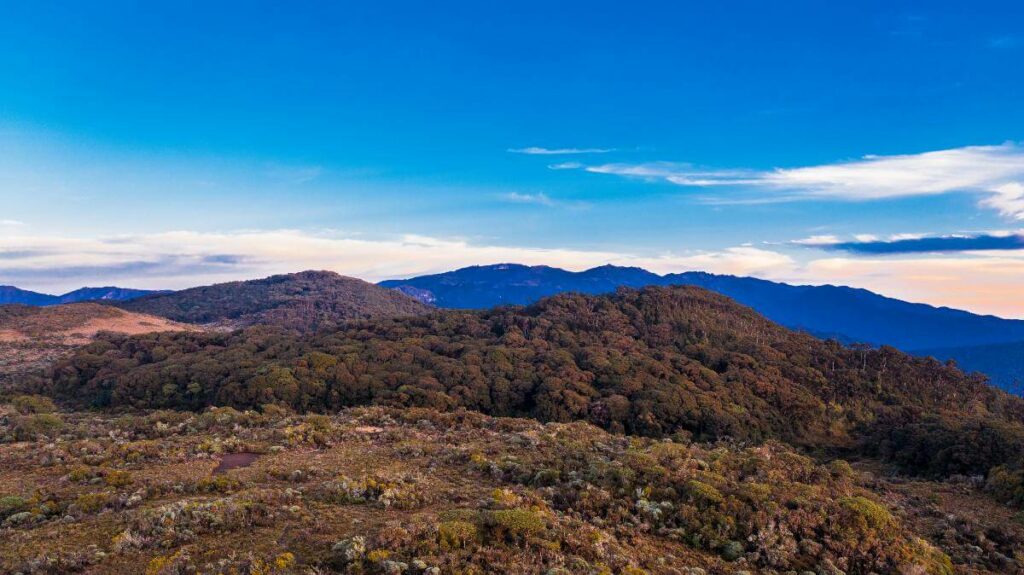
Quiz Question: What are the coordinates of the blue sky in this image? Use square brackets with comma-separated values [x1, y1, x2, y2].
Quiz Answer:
[2, 1, 1024, 316]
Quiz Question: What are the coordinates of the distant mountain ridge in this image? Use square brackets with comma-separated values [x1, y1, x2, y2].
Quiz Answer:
[118, 270, 430, 331]
[381, 263, 1024, 352]
[0, 285, 162, 306]
[919, 340, 1024, 393]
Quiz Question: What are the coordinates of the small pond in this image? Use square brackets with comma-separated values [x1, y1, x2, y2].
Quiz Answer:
[212, 452, 261, 475]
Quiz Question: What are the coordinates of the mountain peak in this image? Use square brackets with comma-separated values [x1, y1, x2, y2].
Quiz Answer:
[120, 270, 429, 331]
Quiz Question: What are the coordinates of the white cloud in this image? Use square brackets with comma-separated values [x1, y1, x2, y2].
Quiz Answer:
[501, 192, 556, 207]
[508, 146, 615, 155]
[570, 143, 1024, 219]
[548, 162, 583, 170]
[791, 235, 841, 246]
[0, 219, 25, 226]
[0, 230, 795, 293]
[888, 233, 926, 241]
[8, 229, 1024, 318]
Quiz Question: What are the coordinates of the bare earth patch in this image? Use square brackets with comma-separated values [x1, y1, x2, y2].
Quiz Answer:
[0, 303, 198, 387]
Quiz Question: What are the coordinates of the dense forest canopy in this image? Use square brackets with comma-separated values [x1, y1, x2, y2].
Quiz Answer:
[53, 286, 1024, 480]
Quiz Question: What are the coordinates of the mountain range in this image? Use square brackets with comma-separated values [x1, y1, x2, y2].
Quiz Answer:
[379, 263, 1024, 349]
[381, 264, 1024, 390]
[0, 285, 163, 306]
[6, 264, 1023, 390]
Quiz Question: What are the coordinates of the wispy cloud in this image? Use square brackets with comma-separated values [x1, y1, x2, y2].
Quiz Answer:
[0, 219, 25, 226]
[8, 229, 1024, 317]
[548, 162, 583, 170]
[508, 146, 615, 155]
[263, 163, 325, 185]
[990, 35, 1019, 49]
[500, 192, 556, 207]
[798, 231, 1024, 255]
[563, 143, 1024, 218]
[0, 230, 792, 293]
[791, 235, 841, 246]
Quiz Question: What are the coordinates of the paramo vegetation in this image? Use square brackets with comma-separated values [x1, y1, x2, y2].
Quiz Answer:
[52, 287, 1024, 483]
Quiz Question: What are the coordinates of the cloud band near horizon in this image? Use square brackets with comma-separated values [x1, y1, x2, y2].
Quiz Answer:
[799, 231, 1024, 254]
[5, 228, 1024, 319]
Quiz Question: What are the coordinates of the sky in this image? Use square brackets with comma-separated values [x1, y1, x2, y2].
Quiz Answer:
[2, 1, 1024, 316]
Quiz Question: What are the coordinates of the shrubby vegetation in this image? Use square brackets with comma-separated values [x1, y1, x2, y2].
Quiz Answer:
[3, 404, 994, 574]
[53, 286, 1024, 480]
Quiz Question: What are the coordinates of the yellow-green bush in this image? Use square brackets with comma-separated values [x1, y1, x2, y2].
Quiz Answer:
[485, 508, 546, 543]
[11, 394, 57, 415]
[438, 520, 478, 550]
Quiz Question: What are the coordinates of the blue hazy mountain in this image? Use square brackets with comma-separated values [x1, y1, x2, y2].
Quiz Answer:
[380, 263, 1024, 352]
[0, 285, 60, 306]
[0, 285, 163, 306]
[57, 287, 165, 304]
[917, 341, 1024, 394]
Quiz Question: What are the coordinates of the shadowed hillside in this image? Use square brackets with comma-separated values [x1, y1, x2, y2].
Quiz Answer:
[118, 270, 430, 331]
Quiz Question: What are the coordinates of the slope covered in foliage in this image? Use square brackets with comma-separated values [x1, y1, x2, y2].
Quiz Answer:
[117, 270, 430, 331]
[53, 286, 1024, 481]
[2, 404, 988, 575]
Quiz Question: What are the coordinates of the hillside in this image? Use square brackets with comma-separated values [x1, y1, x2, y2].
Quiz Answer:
[52, 286, 1024, 481]
[0, 303, 194, 389]
[0, 285, 161, 306]
[381, 264, 1024, 351]
[118, 270, 431, 331]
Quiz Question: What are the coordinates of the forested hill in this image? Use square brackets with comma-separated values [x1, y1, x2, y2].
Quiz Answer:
[53, 285, 1024, 480]
[116, 270, 430, 331]
[380, 263, 1024, 351]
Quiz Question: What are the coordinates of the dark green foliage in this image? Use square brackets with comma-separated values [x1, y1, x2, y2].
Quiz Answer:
[53, 286, 1024, 479]
[117, 270, 429, 331]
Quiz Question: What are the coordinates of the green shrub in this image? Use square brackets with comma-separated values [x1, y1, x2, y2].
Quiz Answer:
[75, 492, 111, 513]
[720, 540, 744, 561]
[485, 508, 546, 543]
[11, 394, 57, 414]
[685, 479, 724, 505]
[105, 470, 134, 488]
[0, 495, 27, 519]
[14, 413, 64, 439]
[839, 495, 893, 532]
[438, 520, 478, 550]
[827, 459, 855, 479]
[987, 465, 1024, 506]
